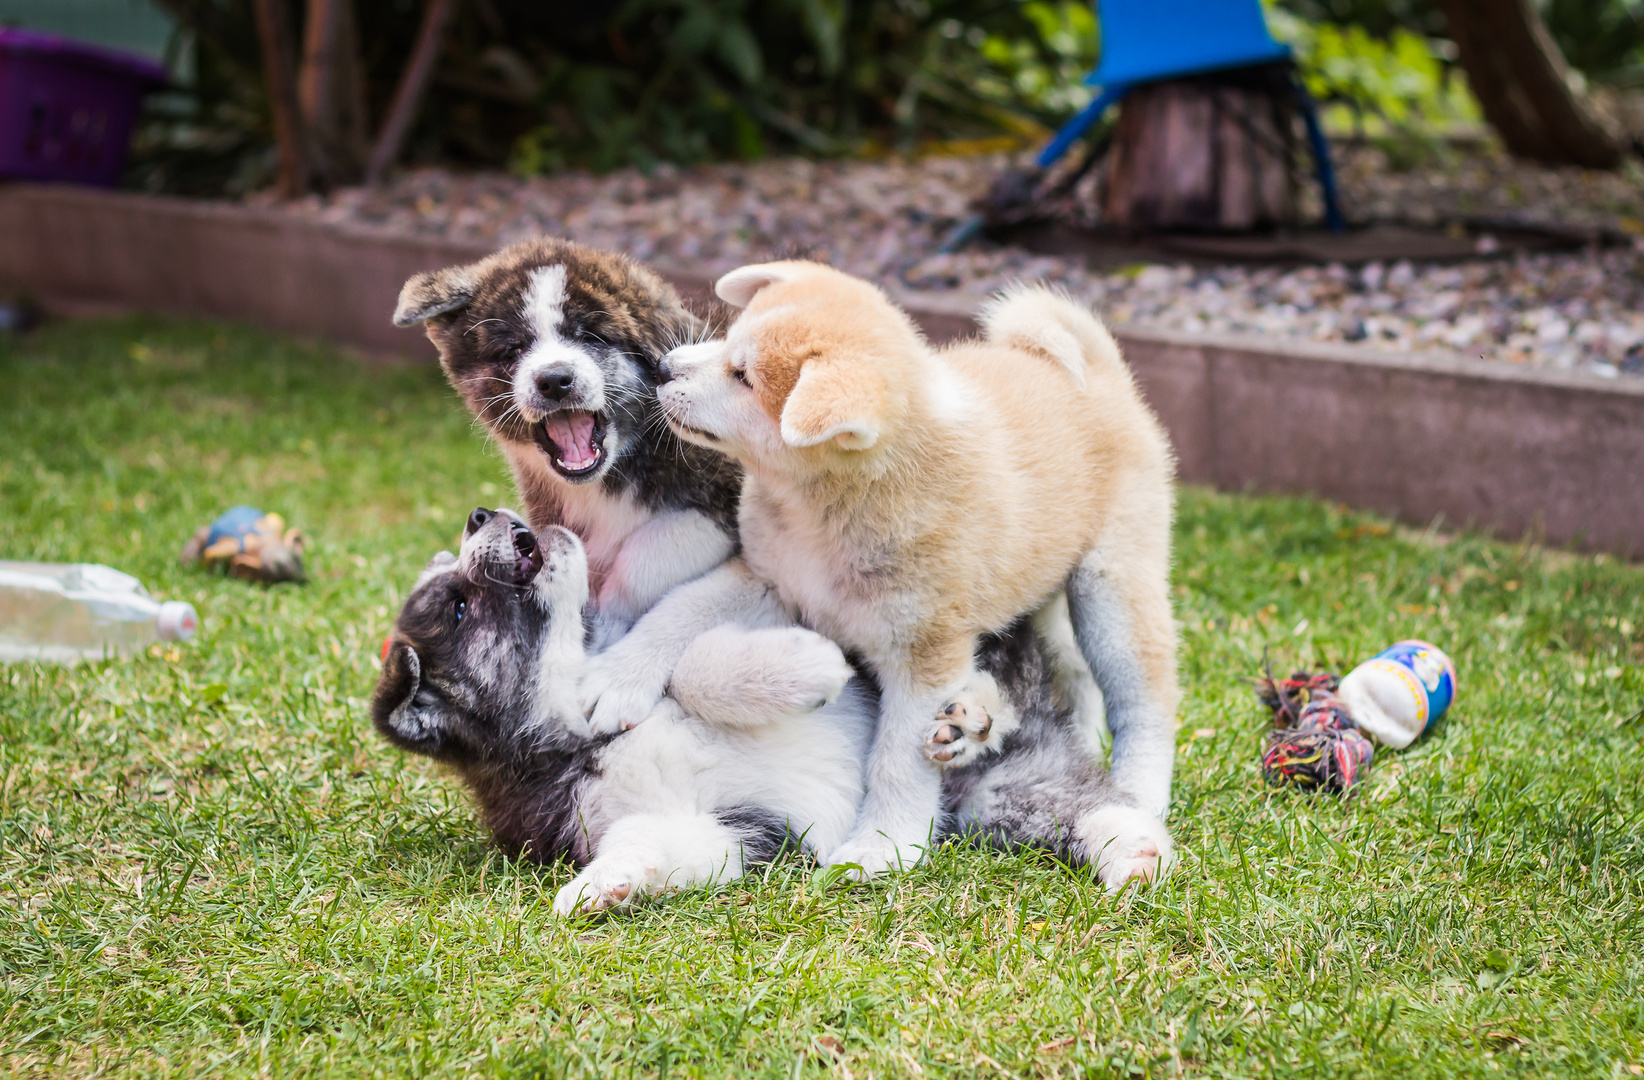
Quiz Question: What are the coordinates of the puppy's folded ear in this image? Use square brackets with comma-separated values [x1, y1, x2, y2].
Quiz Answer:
[779, 359, 884, 451]
[716, 263, 789, 309]
[372, 641, 439, 751]
[394, 267, 477, 326]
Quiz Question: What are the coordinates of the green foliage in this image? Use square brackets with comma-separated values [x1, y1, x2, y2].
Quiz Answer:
[1268, 4, 1479, 150]
[496, 0, 1102, 170]
[1275, 0, 1447, 39]
[139, 0, 1098, 190]
[1276, 0, 1644, 86]
[3, 316, 1643, 1077]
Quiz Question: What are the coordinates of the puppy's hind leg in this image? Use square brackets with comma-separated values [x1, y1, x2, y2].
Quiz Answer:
[1076, 803, 1175, 894]
[553, 808, 794, 916]
[1065, 549, 1180, 818]
[1032, 593, 1108, 756]
[671, 625, 854, 729]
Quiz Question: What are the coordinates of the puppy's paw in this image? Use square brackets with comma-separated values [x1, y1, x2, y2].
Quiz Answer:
[671, 626, 853, 729]
[579, 655, 669, 736]
[553, 861, 648, 917]
[758, 628, 854, 717]
[924, 680, 1019, 768]
[1077, 805, 1175, 894]
[924, 696, 994, 767]
[823, 836, 924, 878]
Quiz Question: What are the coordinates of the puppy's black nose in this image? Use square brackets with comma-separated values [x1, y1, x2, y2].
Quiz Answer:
[466, 507, 494, 537]
[656, 357, 675, 384]
[535, 367, 576, 401]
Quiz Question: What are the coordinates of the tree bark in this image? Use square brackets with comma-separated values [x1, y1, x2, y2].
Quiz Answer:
[1439, 0, 1623, 168]
[367, 0, 458, 183]
[249, 0, 311, 198]
[298, 0, 367, 187]
[1102, 76, 1298, 231]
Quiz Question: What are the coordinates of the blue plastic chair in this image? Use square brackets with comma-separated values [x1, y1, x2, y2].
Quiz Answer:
[1045, 0, 1341, 230]
[944, 0, 1343, 247]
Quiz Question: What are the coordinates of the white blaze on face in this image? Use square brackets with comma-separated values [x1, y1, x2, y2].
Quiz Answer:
[526, 263, 568, 338]
[511, 264, 607, 424]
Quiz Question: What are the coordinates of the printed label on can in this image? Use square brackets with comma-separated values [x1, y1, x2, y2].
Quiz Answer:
[1375, 640, 1456, 731]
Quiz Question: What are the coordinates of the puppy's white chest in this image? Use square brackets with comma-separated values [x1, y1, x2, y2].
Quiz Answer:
[505, 443, 651, 571]
[741, 495, 906, 657]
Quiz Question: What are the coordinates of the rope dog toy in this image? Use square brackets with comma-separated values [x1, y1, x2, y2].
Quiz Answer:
[1254, 666, 1375, 795]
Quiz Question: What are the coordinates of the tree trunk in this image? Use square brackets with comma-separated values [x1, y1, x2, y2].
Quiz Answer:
[253, 0, 453, 196]
[367, 0, 458, 183]
[1439, 0, 1622, 168]
[298, 0, 367, 188]
[250, 0, 311, 198]
[1102, 74, 1298, 231]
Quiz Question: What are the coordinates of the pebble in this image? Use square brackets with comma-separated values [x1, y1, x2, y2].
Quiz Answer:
[258, 144, 1644, 380]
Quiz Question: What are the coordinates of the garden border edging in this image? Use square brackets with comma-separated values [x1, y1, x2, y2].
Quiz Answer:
[2, 183, 1639, 558]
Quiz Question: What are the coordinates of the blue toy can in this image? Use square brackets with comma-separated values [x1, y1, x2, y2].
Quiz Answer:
[1336, 639, 1457, 748]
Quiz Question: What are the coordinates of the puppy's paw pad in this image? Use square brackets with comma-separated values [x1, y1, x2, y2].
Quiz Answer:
[923, 695, 993, 766]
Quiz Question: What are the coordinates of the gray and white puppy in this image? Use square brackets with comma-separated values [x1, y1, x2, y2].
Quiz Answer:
[394, 239, 740, 641]
[373, 507, 869, 915]
[372, 511, 1170, 905]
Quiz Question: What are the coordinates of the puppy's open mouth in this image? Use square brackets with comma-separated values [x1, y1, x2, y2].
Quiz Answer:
[534, 410, 606, 481]
[508, 519, 544, 583]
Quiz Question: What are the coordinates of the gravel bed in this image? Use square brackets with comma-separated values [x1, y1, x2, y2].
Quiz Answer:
[264, 146, 1644, 378]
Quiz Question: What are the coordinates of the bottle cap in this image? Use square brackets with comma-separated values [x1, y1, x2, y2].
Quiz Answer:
[157, 602, 199, 642]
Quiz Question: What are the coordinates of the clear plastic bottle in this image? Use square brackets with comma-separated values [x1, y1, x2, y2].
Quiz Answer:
[0, 562, 197, 663]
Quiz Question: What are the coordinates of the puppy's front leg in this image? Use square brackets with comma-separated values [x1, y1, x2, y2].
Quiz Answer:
[826, 653, 970, 875]
[593, 510, 735, 642]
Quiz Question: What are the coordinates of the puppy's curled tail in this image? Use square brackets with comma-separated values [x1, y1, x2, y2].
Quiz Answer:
[977, 284, 1125, 390]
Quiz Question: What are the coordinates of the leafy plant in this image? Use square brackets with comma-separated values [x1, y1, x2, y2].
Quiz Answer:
[136, 0, 1100, 192]
[1269, 6, 1479, 144]
[1276, 0, 1644, 85]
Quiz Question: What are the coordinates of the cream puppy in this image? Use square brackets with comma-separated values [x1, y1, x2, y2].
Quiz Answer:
[654, 261, 1180, 875]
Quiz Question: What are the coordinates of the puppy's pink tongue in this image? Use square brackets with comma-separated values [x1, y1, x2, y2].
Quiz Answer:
[545, 411, 599, 468]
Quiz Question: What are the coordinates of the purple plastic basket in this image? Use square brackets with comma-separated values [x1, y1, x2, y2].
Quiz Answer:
[0, 29, 168, 187]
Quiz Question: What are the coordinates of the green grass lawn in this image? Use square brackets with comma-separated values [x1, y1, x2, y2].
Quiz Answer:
[2, 316, 1641, 1080]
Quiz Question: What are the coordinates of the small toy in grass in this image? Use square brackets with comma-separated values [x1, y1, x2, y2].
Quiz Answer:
[1253, 640, 1458, 797]
[1255, 666, 1375, 795]
[181, 505, 307, 584]
[1337, 640, 1458, 748]
[0, 293, 40, 335]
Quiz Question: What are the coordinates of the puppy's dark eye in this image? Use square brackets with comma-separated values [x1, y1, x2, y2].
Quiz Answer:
[453, 597, 467, 625]
[732, 367, 751, 387]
